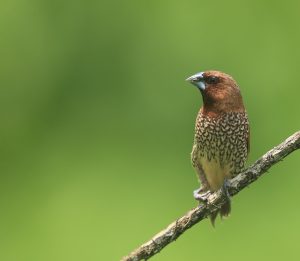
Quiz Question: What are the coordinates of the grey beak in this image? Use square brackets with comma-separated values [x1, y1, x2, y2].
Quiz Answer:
[186, 72, 206, 91]
[186, 72, 204, 82]
[185, 75, 198, 82]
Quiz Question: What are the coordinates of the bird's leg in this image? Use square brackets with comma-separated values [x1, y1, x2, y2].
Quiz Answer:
[191, 145, 211, 202]
[219, 179, 232, 218]
[193, 168, 211, 202]
[222, 179, 231, 199]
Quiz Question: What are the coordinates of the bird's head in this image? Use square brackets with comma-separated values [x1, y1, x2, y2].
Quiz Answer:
[186, 70, 245, 114]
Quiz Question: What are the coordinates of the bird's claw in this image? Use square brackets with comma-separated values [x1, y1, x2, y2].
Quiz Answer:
[193, 188, 211, 202]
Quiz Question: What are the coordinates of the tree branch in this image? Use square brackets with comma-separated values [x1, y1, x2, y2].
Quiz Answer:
[122, 131, 300, 261]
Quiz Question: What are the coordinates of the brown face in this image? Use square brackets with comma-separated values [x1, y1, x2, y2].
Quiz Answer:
[186, 70, 245, 114]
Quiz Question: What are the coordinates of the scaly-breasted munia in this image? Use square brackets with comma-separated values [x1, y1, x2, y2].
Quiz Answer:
[186, 70, 250, 225]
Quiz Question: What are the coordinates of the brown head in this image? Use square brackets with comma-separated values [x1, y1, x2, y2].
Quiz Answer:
[186, 70, 245, 116]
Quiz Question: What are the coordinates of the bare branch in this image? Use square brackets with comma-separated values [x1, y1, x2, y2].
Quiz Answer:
[122, 131, 300, 261]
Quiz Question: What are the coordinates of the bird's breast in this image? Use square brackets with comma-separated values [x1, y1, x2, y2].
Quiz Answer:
[195, 111, 249, 191]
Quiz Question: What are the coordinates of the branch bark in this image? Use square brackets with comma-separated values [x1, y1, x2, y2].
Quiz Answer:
[122, 131, 300, 261]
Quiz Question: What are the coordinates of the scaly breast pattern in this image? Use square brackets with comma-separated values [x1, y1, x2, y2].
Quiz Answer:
[194, 112, 249, 191]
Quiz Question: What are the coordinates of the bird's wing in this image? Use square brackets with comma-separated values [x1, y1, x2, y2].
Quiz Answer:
[246, 121, 250, 154]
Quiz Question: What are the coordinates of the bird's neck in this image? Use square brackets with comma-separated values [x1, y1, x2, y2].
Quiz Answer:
[201, 98, 245, 118]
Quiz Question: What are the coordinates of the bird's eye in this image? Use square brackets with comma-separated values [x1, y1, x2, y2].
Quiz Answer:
[205, 76, 219, 84]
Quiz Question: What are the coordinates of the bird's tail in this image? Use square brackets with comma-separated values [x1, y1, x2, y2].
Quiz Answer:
[209, 197, 231, 226]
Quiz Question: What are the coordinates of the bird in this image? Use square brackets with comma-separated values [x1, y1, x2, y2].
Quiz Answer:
[186, 70, 250, 226]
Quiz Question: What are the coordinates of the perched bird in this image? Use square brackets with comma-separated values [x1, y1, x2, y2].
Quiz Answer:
[186, 70, 250, 225]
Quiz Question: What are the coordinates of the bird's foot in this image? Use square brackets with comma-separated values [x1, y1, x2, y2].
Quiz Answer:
[222, 180, 231, 198]
[193, 188, 211, 202]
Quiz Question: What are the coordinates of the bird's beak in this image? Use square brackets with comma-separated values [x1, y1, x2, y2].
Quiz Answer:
[186, 72, 206, 91]
[185, 75, 197, 82]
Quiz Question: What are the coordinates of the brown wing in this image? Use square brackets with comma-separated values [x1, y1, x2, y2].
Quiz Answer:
[246, 119, 250, 155]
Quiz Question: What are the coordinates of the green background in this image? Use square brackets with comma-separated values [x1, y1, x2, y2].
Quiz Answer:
[1, 0, 299, 260]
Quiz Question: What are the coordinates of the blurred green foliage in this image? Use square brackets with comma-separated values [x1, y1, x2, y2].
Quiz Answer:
[0, 0, 300, 260]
